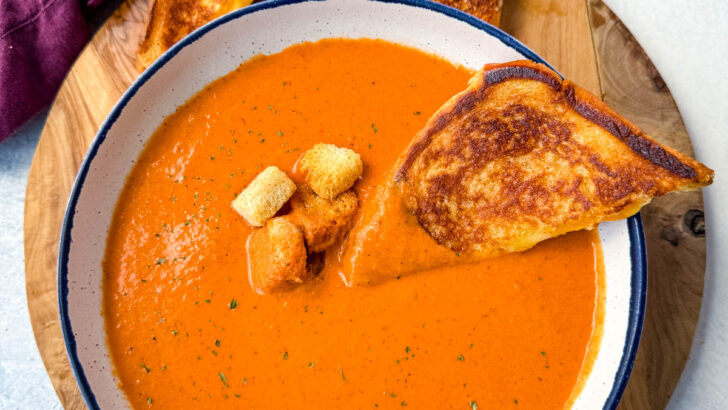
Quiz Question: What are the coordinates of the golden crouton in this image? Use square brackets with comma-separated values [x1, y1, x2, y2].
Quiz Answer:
[247, 217, 308, 294]
[231, 166, 296, 226]
[299, 144, 363, 199]
[286, 185, 359, 252]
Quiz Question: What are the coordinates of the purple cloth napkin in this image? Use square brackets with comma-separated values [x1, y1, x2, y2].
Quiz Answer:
[0, 0, 100, 142]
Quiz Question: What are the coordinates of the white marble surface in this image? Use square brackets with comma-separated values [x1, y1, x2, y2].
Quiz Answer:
[0, 1, 726, 408]
[603, 1, 728, 408]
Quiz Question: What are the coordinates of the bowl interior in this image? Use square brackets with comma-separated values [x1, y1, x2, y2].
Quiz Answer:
[59, 0, 645, 408]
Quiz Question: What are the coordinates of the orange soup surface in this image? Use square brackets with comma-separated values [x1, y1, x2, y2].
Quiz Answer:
[104, 39, 604, 409]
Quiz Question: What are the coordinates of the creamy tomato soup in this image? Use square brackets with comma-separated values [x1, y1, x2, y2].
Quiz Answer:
[104, 39, 604, 409]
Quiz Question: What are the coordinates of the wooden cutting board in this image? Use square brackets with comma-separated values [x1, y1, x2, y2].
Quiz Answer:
[24, 0, 706, 408]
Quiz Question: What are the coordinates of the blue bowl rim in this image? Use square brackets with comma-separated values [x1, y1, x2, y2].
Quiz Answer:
[57, 0, 647, 408]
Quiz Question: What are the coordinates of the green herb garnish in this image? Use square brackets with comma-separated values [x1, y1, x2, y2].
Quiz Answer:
[219, 371, 229, 388]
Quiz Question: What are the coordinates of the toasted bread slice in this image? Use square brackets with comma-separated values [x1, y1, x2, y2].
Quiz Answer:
[397, 60, 712, 254]
[137, 0, 253, 70]
[435, 0, 502, 26]
[343, 60, 713, 284]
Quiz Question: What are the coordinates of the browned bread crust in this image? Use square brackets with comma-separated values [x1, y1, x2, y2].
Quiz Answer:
[396, 60, 713, 254]
[137, 0, 252, 70]
[435, 0, 502, 26]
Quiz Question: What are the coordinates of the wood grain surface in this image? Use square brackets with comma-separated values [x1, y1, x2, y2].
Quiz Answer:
[585, 2, 707, 408]
[24, 0, 706, 408]
[24, 1, 153, 408]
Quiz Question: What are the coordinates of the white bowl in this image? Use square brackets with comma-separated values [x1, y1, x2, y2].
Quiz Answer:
[59, 0, 646, 408]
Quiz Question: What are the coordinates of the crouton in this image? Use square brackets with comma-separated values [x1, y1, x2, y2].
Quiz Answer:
[247, 217, 308, 294]
[299, 144, 363, 199]
[286, 185, 359, 252]
[231, 166, 296, 226]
